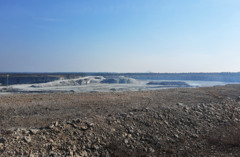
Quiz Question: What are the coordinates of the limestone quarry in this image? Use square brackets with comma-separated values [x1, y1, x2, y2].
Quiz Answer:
[0, 75, 229, 94]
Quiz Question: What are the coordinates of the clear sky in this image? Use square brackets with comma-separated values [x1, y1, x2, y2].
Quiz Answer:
[0, 0, 239, 73]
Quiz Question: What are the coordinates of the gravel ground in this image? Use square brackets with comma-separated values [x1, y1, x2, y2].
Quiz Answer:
[1, 84, 240, 156]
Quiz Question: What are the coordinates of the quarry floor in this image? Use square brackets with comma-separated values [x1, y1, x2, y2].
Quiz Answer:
[1, 84, 240, 156]
[0, 84, 239, 129]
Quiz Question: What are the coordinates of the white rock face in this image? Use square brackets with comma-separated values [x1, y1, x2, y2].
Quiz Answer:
[29, 76, 138, 88]
[30, 76, 105, 88]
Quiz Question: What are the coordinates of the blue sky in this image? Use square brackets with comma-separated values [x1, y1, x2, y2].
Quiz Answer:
[0, 0, 239, 72]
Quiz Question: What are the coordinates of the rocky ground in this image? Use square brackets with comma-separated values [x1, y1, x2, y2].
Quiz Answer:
[1, 84, 240, 156]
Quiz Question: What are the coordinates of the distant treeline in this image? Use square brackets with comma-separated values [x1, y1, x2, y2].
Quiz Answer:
[0, 72, 240, 85]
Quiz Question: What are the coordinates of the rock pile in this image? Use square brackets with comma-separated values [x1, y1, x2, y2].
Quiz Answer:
[100, 76, 138, 84]
[147, 81, 191, 87]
